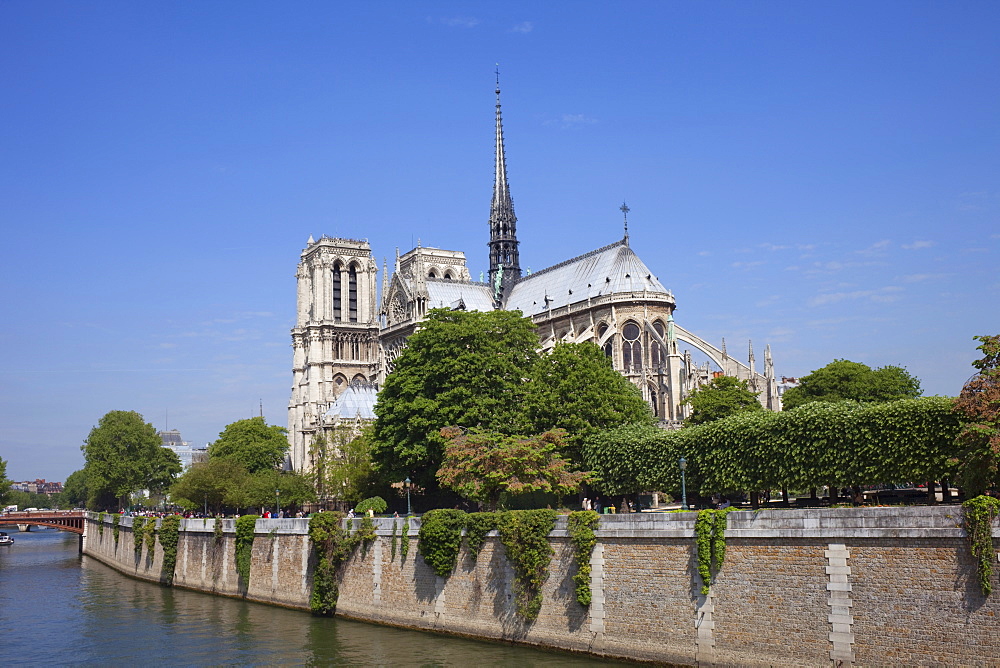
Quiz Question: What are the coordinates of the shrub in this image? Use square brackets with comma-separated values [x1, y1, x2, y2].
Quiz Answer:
[418, 509, 467, 577]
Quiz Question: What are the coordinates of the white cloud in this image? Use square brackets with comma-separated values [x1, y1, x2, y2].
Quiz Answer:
[808, 285, 902, 307]
[511, 21, 533, 33]
[855, 239, 891, 256]
[899, 273, 949, 283]
[759, 243, 790, 251]
[732, 260, 764, 270]
[551, 113, 597, 129]
[433, 16, 480, 28]
[902, 240, 935, 250]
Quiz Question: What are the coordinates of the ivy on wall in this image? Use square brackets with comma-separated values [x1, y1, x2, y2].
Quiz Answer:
[214, 517, 224, 545]
[97, 512, 106, 536]
[235, 515, 260, 587]
[133, 517, 146, 557]
[308, 511, 359, 615]
[112, 514, 121, 548]
[567, 510, 600, 606]
[963, 495, 1000, 596]
[400, 516, 410, 563]
[694, 508, 730, 594]
[158, 515, 181, 585]
[464, 512, 498, 562]
[496, 509, 557, 621]
[418, 509, 467, 577]
[390, 519, 398, 560]
[143, 517, 157, 555]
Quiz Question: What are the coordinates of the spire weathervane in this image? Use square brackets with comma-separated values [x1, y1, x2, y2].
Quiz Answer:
[620, 201, 630, 244]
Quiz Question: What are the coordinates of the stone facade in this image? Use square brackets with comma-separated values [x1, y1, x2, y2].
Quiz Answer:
[84, 507, 1000, 666]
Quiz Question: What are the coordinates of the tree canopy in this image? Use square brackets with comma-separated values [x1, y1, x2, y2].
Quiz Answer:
[311, 425, 381, 506]
[81, 410, 181, 509]
[209, 417, 289, 473]
[682, 375, 763, 425]
[953, 335, 1000, 496]
[781, 359, 921, 409]
[61, 469, 89, 508]
[0, 456, 10, 504]
[437, 427, 589, 511]
[522, 342, 653, 463]
[372, 309, 541, 489]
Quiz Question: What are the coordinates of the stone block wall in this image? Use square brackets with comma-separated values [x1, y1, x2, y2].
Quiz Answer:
[84, 507, 1000, 666]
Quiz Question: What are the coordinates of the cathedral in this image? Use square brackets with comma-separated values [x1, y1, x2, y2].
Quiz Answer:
[287, 83, 781, 473]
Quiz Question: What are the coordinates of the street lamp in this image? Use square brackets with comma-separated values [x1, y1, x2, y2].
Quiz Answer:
[204, 493, 208, 517]
[275, 488, 280, 518]
[404, 476, 412, 516]
[679, 457, 688, 510]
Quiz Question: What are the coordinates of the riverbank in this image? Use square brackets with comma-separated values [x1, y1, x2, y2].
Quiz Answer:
[83, 507, 1000, 666]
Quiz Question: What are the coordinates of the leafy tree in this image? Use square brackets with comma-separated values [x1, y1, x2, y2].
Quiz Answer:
[82, 410, 182, 510]
[373, 309, 540, 490]
[437, 427, 589, 511]
[782, 359, 921, 410]
[61, 469, 89, 508]
[170, 458, 250, 514]
[243, 468, 316, 512]
[312, 425, 380, 505]
[523, 342, 653, 464]
[0, 456, 10, 504]
[953, 335, 1000, 496]
[209, 417, 289, 474]
[683, 375, 764, 425]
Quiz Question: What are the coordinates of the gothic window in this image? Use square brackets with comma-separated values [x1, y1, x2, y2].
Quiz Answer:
[444, 271, 453, 280]
[428, 269, 438, 278]
[597, 323, 612, 358]
[652, 320, 666, 368]
[622, 322, 642, 371]
[351, 337, 360, 359]
[650, 389, 659, 417]
[348, 265, 358, 322]
[332, 262, 342, 321]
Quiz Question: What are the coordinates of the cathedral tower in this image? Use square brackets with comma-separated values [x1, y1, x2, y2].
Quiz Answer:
[288, 236, 379, 473]
[488, 75, 521, 306]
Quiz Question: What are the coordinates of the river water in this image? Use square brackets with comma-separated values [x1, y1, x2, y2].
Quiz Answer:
[0, 529, 633, 666]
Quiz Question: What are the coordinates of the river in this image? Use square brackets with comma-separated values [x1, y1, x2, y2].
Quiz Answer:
[0, 529, 634, 666]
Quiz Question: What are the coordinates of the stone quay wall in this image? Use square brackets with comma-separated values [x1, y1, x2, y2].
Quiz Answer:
[83, 507, 1000, 666]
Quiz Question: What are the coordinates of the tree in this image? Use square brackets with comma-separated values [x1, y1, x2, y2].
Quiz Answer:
[781, 359, 921, 410]
[683, 375, 764, 425]
[82, 410, 182, 510]
[372, 309, 540, 490]
[209, 417, 289, 474]
[62, 469, 89, 508]
[523, 342, 653, 464]
[0, 456, 10, 504]
[243, 468, 316, 512]
[170, 458, 250, 514]
[953, 335, 1000, 496]
[437, 427, 589, 511]
[313, 425, 380, 506]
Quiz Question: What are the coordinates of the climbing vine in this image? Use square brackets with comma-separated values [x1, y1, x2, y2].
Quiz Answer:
[418, 509, 467, 576]
[235, 515, 259, 587]
[390, 519, 397, 560]
[98, 512, 106, 536]
[113, 514, 121, 547]
[400, 516, 411, 563]
[158, 515, 181, 585]
[214, 516, 224, 545]
[694, 509, 731, 594]
[132, 517, 147, 557]
[567, 510, 600, 606]
[308, 511, 359, 615]
[496, 509, 558, 621]
[143, 517, 157, 554]
[464, 512, 498, 562]
[963, 495, 1000, 596]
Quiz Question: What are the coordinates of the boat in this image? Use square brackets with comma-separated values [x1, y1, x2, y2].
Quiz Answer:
[0, 532, 14, 545]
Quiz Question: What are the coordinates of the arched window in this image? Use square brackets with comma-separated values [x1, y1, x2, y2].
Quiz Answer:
[650, 389, 659, 417]
[428, 269, 438, 278]
[444, 271, 453, 280]
[622, 322, 642, 370]
[597, 323, 613, 358]
[348, 265, 358, 322]
[332, 262, 342, 321]
[652, 320, 666, 368]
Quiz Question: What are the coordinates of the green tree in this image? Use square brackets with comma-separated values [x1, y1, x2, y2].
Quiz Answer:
[82, 410, 182, 510]
[437, 427, 589, 511]
[372, 309, 540, 490]
[61, 469, 89, 508]
[311, 425, 380, 506]
[243, 468, 316, 512]
[170, 458, 250, 514]
[0, 456, 10, 504]
[683, 375, 764, 425]
[523, 342, 653, 464]
[953, 335, 1000, 496]
[782, 359, 921, 410]
[209, 417, 289, 474]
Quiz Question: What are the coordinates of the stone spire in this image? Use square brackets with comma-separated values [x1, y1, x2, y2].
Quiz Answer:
[488, 69, 521, 306]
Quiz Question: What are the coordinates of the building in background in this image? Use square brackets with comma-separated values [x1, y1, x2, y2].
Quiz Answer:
[159, 429, 208, 471]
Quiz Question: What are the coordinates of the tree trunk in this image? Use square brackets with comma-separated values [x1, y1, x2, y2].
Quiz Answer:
[927, 481, 937, 504]
[750, 491, 760, 510]
[828, 483, 838, 503]
[942, 479, 952, 503]
[782, 488, 790, 506]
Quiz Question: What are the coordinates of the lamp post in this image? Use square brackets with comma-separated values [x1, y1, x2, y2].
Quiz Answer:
[275, 488, 280, 518]
[679, 457, 688, 510]
[404, 476, 412, 516]
[203, 493, 208, 517]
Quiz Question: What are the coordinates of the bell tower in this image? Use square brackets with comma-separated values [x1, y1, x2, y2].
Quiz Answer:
[288, 236, 379, 473]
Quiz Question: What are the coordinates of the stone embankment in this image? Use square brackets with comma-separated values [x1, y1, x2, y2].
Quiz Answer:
[83, 507, 1000, 666]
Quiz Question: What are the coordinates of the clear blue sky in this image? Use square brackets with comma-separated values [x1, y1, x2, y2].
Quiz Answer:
[2, 2, 998, 481]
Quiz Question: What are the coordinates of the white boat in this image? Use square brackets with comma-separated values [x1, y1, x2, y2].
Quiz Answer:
[0, 532, 14, 545]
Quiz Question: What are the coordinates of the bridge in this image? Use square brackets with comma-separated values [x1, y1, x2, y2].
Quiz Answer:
[0, 510, 86, 535]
